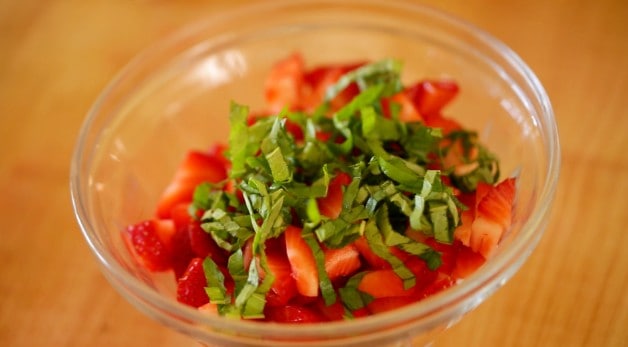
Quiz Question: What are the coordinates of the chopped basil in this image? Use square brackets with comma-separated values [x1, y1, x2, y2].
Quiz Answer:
[191, 58, 501, 319]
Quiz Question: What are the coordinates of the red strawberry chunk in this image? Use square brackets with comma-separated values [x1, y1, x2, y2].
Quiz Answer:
[264, 305, 326, 324]
[367, 296, 417, 315]
[405, 80, 459, 117]
[156, 150, 228, 219]
[302, 62, 363, 111]
[452, 243, 486, 279]
[314, 297, 346, 321]
[471, 178, 516, 258]
[261, 246, 298, 307]
[176, 257, 210, 308]
[125, 219, 174, 272]
[323, 244, 361, 281]
[415, 275, 455, 300]
[285, 226, 319, 297]
[353, 236, 410, 270]
[264, 53, 306, 113]
[357, 270, 415, 298]
[317, 172, 351, 220]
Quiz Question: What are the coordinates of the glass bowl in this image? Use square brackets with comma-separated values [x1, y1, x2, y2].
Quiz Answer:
[70, 0, 560, 346]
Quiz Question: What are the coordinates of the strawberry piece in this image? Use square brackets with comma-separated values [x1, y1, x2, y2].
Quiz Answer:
[264, 305, 326, 324]
[314, 297, 346, 321]
[403, 255, 439, 291]
[125, 219, 174, 272]
[264, 53, 306, 113]
[176, 257, 210, 308]
[156, 150, 228, 219]
[405, 80, 459, 117]
[302, 62, 363, 111]
[367, 296, 417, 315]
[260, 245, 298, 307]
[168, 204, 197, 278]
[452, 243, 486, 279]
[285, 226, 319, 297]
[424, 114, 463, 134]
[317, 172, 351, 219]
[453, 209, 475, 247]
[470, 178, 516, 258]
[323, 244, 361, 281]
[188, 221, 228, 266]
[416, 275, 455, 300]
[383, 92, 423, 122]
[357, 270, 415, 298]
[353, 236, 410, 270]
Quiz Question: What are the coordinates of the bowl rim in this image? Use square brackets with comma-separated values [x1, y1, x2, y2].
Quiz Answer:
[70, 0, 560, 342]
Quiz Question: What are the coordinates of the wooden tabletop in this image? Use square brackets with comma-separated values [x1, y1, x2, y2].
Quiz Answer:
[1, 1, 626, 346]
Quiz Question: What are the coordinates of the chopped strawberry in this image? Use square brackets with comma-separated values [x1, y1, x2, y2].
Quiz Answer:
[176, 257, 210, 308]
[367, 296, 417, 315]
[188, 221, 228, 266]
[125, 219, 174, 272]
[314, 297, 346, 321]
[264, 305, 326, 324]
[424, 114, 463, 135]
[470, 178, 516, 258]
[317, 172, 352, 219]
[260, 245, 298, 307]
[168, 204, 197, 278]
[156, 150, 228, 219]
[285, 226, 319, 297]
[353, 236, 410, 270]
[405, 80, 459, 117]
[416, 275, 455, 300]
[403, 255, 439, 291]
[302, 62, 363, 111]
[323, 244, 361, 281]
[453, 209, 475, 247]
[452, 243, 486, 279]
[264, 53, 306, 113]
[357, 270, 415, 298]
[383, 92, 423, 122]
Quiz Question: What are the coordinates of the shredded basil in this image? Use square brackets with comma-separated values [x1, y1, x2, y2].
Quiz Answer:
[190, 58, 502, 319]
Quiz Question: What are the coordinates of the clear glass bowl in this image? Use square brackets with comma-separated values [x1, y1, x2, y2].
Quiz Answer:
[70, 1, 560, 346]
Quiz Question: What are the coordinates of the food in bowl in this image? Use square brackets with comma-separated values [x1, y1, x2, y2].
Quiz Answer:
[123, 53, 517, 323]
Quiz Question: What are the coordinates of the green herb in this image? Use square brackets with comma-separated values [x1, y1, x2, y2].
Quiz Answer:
[191, 58, 501, 319]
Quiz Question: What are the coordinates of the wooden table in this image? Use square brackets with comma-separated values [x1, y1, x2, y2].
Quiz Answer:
[1, 1, 626, 346]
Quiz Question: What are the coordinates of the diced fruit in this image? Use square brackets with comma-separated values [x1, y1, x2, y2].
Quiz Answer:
[323, 244, 361, 281]
[317, 172, 351, 219]
[302, 62, 363, 111]
[357, 270, 415, 298]
[264, 305, 326, 324]
[387, 92, 423, 122]
[353, 236, 410, 270]
[264, 53, 305, 113]
[416, 275, 455, 300]
[452, 243, 486, 279]
[403, 256, 439, 291]
[470, 178, 516, 258]
[367, 296, 417, 315]
[125, 219, 174, 272]
[423, 114, 462, 134]
[261, 246, 298, 307]
[453, 209, 475, 247]
[176, 258, 210, 307]
[156, 150, 228, 218]
[314, 297, 346, 321]
[406, 80, 459, 117]
[285, 226, 319, 297]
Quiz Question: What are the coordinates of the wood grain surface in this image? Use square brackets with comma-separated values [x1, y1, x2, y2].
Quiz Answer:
[1, 1, 627, 346]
